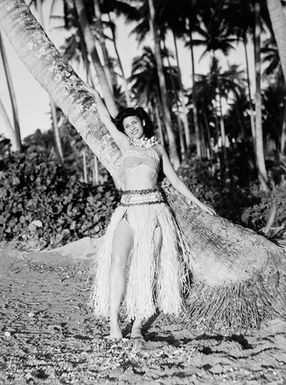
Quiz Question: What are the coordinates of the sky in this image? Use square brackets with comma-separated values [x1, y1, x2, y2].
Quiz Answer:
[0, 0, 255, 140]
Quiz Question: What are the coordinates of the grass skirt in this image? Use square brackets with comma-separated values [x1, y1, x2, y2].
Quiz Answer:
[89, 189, 188, 321]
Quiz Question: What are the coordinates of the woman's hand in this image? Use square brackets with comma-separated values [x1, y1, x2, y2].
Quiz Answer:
[197, 202, 216, 215]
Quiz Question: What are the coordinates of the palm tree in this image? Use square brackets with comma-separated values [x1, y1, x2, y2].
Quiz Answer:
[106, 16, 131, 106]
[93, 0, 114, 91]
[130, 47, 159, 105]
[0, 97, 17, 150]
[266, 0, 286, 82]
[74, 0, 118, 117]
[263, 71, 286, 155]
[95, 0, 140, 107]
[0, 32, 21, 151]
[1, 0, 286, 333]
[130, 46, 180, 150]
[144, 0, 191, 149]
[172, 33, 190, 149]
[193, 59, 247, 180]
[147, 0, 179, 167]
[223, 0, 256, 142]
[254, 0, 268, 190]
[32, 0, 64, 163]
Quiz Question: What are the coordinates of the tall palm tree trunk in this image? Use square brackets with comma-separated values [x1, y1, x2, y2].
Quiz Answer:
[107, 13, 131, 106]
[266, 0, 286, 82]
[172, 31, 190, 148]
[36, 0, 64, 164]
[93, 0, 115, 91]
[218, 91, 229, 181]
[189, 29, 201, 157]
[162, 36, 184, 158]
[0, 33, 21, 151]
[74, 0, 118, 117]
[243, 33, 256, 141]
[50, 101, 64, 163]
[154, 102, 165, 146]
[254, 1, 268, 190]
[147, 0, 179, 168]
[280, 100, 286, 154]
[0, 97, 17, 150]
[203, 108, 213, 157]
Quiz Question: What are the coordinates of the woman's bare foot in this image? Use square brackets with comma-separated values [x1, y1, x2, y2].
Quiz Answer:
[130, 319, 144, 339]
[109, 318, 122, 340]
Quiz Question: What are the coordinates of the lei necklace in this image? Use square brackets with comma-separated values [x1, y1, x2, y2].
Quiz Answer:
[129, 136, 159, 148]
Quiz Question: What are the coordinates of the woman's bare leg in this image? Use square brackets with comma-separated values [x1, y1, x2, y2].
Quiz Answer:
[130, 225, 162, 339]
[109, 218, 133, 339]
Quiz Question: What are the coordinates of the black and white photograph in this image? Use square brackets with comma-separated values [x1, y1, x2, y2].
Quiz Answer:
[0, 0, 286, 383]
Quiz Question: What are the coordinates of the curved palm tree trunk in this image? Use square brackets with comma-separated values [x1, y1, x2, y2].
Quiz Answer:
[93, 0, 114, 91]
[266, 0, 286, 82]
[173, 31, 190, 148]
[74, 0, 118, 117]
[147, 0, 179, 168]
[0, 33, 21, 151]
[1, 0, 285, 334]
[0, 0, 122, 187]
[107, 13, 131, 106]
[254, 1, 268, 191]
[0, 97, 17, 150]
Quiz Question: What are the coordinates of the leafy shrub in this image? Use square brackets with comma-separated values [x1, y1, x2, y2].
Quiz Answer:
[0, 152, 119, 249]
[241, 186, 286, 231]
[178, 154, 286, 232]
[178, 157, 260, 225]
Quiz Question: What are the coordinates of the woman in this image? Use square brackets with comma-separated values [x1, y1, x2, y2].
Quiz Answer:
[90, 94, 215, 340]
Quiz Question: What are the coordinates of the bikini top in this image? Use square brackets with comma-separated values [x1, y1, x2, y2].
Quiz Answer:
[121, 146, 161, 177]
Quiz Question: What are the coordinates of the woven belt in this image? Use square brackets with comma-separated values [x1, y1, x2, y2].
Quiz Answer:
[119, 188, 164, 207]
[121, 188, 160, 195]
[120, 200, 164, 207]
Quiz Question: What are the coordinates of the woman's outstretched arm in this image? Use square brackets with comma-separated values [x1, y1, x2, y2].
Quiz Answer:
[91, 90, 129, 151]
[158, 145, 216, 215]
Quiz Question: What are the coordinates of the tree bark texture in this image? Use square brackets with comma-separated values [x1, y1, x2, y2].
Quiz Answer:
[107, 12, 131, 107]
[243, 34, 256, 143]
[0, 32, 21, 151]
[189, 31, 201, 157]
[147, 0, 180, 168]
[173, 32, 190, 149]
[74, 0, 118, 118]
[36, 1, 64, 164]
[93, 0, 114, 91]
[0, 0, 122, 187]
[0, 97, 17, 150]
[254, 1, 268, 191]
[266, 0, 286, 83]
[0, 0, 285, 333]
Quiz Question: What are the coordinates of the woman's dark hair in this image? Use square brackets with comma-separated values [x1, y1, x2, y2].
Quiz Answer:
[115, 107, 155, 138]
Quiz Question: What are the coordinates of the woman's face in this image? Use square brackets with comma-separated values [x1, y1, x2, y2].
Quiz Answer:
[122, 115, 145, 139]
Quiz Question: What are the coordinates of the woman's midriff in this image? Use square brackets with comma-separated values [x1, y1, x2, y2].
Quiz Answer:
[123, 164, 158, 190]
